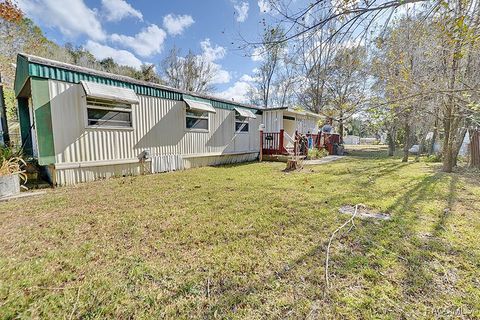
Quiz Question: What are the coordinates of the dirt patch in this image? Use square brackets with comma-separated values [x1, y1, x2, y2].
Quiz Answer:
[339, 204, 391, 220]
[303, 155, 344, 166]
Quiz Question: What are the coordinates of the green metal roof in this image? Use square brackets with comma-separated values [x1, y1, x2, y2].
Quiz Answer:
[14, 53, 262, 113]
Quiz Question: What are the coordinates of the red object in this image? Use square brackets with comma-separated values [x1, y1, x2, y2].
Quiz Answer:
[261, 131, 342, 156]
[262, 132, 282, 155]
[322, 133, 340, 155]
[259, 129, 263, 161]
[279, 129, 285, 154]
[306, 132, 341, 155]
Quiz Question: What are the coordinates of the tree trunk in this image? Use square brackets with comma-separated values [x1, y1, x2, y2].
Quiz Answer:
[338, 111, 344, 139]
[442, 137, 454, 172]
[429, 114, 439, 155]
[442, 9, 463, 173]
[285, 159, 299, 171]
[415, 133, 426, 162]
[402, 119, 410, 162]
[387, 128, 396, 157]
[452, 127, 467, 167]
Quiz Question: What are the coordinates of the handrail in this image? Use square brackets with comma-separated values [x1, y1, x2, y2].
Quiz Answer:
[283, 131, 295, 145]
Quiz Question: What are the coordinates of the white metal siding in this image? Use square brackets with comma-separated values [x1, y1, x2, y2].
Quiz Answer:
[151, 155, 184, 173]
[49, 80, 261, 162]
[262, 110, 283, 132]
[55, 162, 142, 186]
[262, 110, 318, 134]
[55, 153, 259, 185]
[48, 80, 261, 184]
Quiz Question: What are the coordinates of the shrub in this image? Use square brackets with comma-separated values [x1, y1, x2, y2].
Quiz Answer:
[307, 148, 329, 160]
[424, 154, 442, 163]
[0, 146, 26, 181]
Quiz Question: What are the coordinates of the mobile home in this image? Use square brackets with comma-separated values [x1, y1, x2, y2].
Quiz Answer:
[14, 54, 262, 186]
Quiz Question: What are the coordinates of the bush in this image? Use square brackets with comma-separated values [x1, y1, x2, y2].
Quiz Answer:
[0, 146, 18, 162]
[424, 154, 442, 163]
[307, 148, 329, 160]
[0, 146, 26, 181]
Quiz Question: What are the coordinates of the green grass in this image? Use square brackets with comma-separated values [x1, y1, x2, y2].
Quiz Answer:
[1, 148, 479, 319]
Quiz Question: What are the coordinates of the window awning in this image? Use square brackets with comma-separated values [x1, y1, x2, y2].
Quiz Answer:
[81, 81, 139, 104]
[234, 107, 257, 119]
[184, 98, 216, 114]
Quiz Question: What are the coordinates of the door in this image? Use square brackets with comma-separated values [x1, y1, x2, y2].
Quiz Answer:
[283, 117, 296, 147]
[28, 98, 39, 158]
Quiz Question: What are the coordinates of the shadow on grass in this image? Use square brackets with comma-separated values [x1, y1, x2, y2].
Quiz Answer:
[163, 159, 461, 317]
[432, 174, 457, 237]
[361, 172, 459, 301]
[346, 146, 390, 159]
[358, 162, 410, 187]
[200, 171, 445, 316]
[220, 172, 456, 315]
[208, 160, 261, 169]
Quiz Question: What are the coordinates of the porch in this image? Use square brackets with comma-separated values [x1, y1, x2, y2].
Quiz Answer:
[259, 129, 342, 159]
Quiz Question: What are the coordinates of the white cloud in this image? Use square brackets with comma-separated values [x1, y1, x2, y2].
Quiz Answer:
[239, 74, 255, 82]
[234, 1, 249, 22]
[17, 0, 105, 40]
[216, 80, 253, 102]
[101, 0, 143, 22]
[111, 24, 167, 57]
[162, 14, 195, 36]
[84, 40, 142, 69]
[200, 38, 227, 62]
[210, 64, 231, 84]
[251, 47, 266, 62]
[198, 39, 230, 84]
[258, 0, 271, 13]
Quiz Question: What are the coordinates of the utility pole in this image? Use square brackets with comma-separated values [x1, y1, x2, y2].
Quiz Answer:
[0, 73, 10, 147]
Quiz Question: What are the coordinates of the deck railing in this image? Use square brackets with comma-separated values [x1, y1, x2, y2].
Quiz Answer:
[260, 129, 284, 155]
[306, 133, 341, 155]
[260, 130, 343, 160]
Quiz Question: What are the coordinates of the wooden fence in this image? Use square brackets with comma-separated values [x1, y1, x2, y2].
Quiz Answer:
[470, 129, 480, 168]
[260, 130, 343, 159]
[306, 133, 341, 155]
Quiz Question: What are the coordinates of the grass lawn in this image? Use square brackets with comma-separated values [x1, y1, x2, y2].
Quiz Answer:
[1, 148, 479, 319]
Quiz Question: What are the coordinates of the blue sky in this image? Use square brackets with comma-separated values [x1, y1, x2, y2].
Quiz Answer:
[16, 0, 277, 101]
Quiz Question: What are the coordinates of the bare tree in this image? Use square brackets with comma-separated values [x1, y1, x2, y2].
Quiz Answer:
[251, 27, 286, 108]
[161, 46, 216, 93]
[324, 45, 367, 138]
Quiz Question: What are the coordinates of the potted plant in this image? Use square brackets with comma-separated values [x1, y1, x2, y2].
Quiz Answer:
[0, 147, 26, 198]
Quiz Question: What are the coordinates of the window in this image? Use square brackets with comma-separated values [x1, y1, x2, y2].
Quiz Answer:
[86, 98, 132, 128]
[186, 110, 209, 130]
[235, 114, 249, 133]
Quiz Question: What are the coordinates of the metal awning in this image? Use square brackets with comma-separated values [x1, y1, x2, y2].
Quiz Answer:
[234, 107, 257, 119]
[184, 98, 216, 113]
[80, 81, 139, 104]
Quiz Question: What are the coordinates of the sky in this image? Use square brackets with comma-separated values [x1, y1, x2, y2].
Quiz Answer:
[15, 0, 278, 102]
